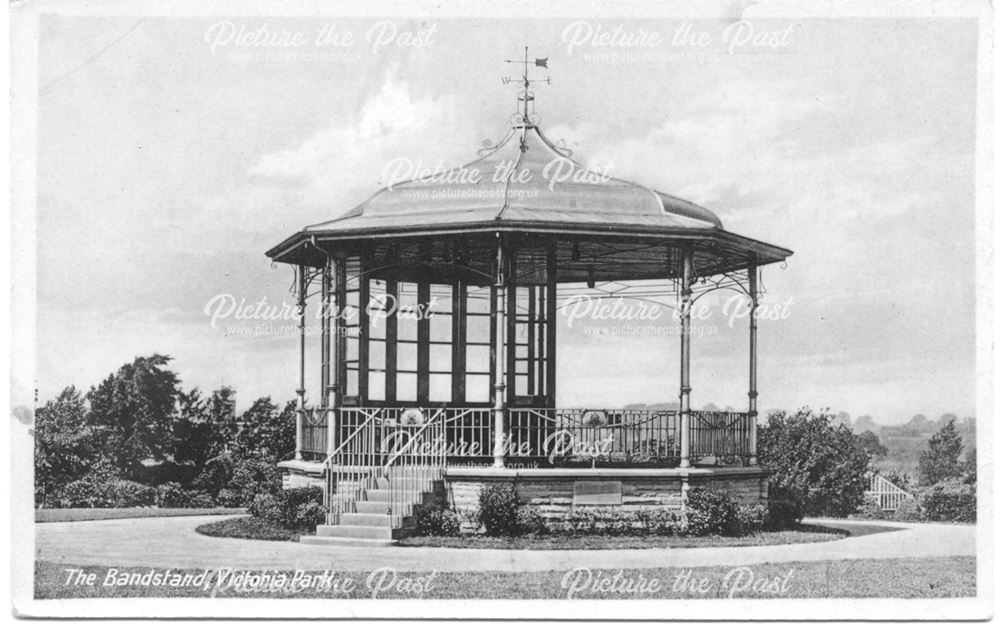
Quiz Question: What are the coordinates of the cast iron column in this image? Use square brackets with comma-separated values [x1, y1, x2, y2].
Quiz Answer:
[678, 246, 694, 469]
[748, 257, 759, 465]
[295, 264, 307, 461]
[323, 258, 338, 459]
[492, 235, 507, 468]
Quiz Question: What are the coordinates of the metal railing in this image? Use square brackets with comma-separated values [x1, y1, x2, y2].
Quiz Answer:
[382, 410, 448, 529]
[315, 406, 754, 473]
[689, 410, 753, 459]
[300, 406, 329, 460]
[323, 412, 380, 525]
[507, 408, 682, 463]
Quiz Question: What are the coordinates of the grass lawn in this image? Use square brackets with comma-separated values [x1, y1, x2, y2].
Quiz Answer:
[34, 556, 975, 599]
[196, 516, 302, 542]
[35, 507, 245, 523]
[398, 524, 846, 550]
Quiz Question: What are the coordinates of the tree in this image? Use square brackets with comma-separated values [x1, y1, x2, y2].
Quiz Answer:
[172, 387, 237, 468]
[963, 447, 977, 484]
[758, 407, 871, 517]
[234, 397, 296, 462]
[918, 418, 964, 486]
[34, 387, 106, 506]
[87, 355, 180, 474]
[857, 430, 888, 462]
[853, 415, 878, 434]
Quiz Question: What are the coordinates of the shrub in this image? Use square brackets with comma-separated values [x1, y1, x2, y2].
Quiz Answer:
[636, 509, 684, 536]
[920, 480, 976, 522]
[222, 459, 282, 507]
[216, 488, 244, 508]
[103, 479, 157, 507]
[515, 506, 549, 535]
[192, 458, 234, 498]
[249, 486, 325, 532]
[476, 484, 521, 536]
[758, 408, 871, 516]
[892, 497, 923, 522]
[685, 488, 741, 536]
[737, 504, 768, 534]
[414, 506, 461, 536]
[155, 482, 215, 508]
[766, 486, 804, 531]
[56, 478, 112, 508]
[854, 495, 884, 520]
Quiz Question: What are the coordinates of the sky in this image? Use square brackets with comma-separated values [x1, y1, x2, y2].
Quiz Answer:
[34, 15, 979, 424]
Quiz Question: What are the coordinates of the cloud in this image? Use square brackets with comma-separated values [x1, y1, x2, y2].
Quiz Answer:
[249, 69, 482, 212]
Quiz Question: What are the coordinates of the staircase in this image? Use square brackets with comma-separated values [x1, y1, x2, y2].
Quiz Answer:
[300, 471, 445, 546]
[300, 410, 447, 547]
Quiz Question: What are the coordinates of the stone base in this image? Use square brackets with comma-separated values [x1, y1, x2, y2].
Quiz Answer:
[276, 459, 325, 490]
[444, 466, 768, 530]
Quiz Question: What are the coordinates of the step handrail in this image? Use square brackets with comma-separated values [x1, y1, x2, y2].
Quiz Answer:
[379, 408, 445, 474]
[323, 409, 382, 524]
[381, 409, 447, 528]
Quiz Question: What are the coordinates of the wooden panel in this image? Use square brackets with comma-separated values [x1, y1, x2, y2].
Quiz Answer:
[546, 245, 557, 408]
[452, 280, 467, 403]
[417, 280, 431, 402]
[357, 255, 370, 405]
[506, 254, 517, 405]
[385, 278, 398, 403]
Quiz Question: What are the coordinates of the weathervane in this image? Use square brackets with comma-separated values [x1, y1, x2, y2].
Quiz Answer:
[503, 47, 549, 125]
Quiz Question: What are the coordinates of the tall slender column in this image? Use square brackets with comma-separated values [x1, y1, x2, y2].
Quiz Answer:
[324, 257, 338, 458]
[678, 246, 694, 469]
[747, 257, 759, 465]
[492, 236, 507, 468]
[320, 261, 331, 406]
[295, 265, 307, 460]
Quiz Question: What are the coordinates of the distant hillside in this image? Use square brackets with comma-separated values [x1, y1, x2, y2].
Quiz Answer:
[834, 412, 975, 478]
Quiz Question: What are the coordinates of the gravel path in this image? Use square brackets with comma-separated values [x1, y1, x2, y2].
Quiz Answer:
[35, 515, 976, 572]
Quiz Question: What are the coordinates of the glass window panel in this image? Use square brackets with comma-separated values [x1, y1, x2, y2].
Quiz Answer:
[369, 341, 385, 370]
[515, 344, 528, 359]
[515, 323, 530, 344]
[466, 375, 490, 403]
[467, 316, 490, 343]
[466, 290, 491, 314]
[466, 346, 490, 370]
[430, 314, 452, 342]
[346, 336, 359, 360]
[397, 342, 417, 371]
[398, 316, 418, 341]
[429, 374, 451, 402]
[397, 373, 417, 402]
[430, 348, 452, 372]
[368, 372, 385, 401]
[346, 369, 358, 397]
[429, 284, 453, 312]
[515, 375, 528, 396]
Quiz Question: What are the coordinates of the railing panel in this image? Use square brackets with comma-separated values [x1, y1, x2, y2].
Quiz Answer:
[320, 406, 754, 467]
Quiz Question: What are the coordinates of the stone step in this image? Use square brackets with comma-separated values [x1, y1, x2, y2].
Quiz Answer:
[354, 500, 392, 514]
[371, 477, 445, 490]
[299, 535, 397, 547]
[315, 524, 400, 540]
[340, 512, 413, 528]
[364, 488, 436, 503]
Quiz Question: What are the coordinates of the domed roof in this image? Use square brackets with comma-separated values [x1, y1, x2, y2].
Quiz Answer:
[301, 124, 723, 235]
[267, 121, 792, 276]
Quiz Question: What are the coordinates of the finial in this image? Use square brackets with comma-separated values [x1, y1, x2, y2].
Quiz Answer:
[503, 47, 550, 125]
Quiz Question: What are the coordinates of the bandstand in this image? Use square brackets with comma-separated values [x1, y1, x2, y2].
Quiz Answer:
[267, 74, 792, 544]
